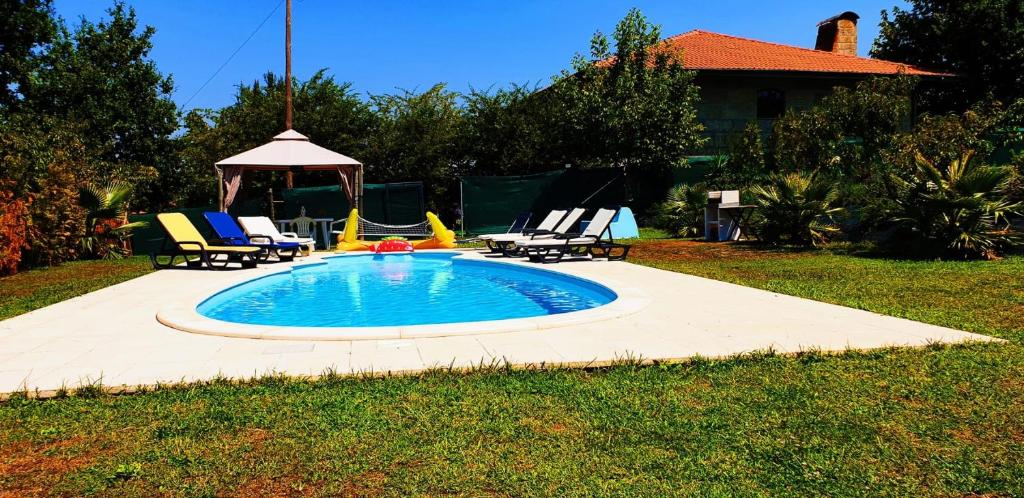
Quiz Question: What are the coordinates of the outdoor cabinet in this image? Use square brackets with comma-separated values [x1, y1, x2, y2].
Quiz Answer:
[705, 190, 741, 241]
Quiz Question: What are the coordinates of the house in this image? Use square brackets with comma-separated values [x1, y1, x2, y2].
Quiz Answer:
[654, 12, 947, 152]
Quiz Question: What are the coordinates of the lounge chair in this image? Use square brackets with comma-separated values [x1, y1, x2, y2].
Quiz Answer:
[494, 208, 586, 257]
[518, 207, 631, 263]
[150, 213, 262, 270]
[203, 211, 301, 262]
[237, 216, 316, 255]
[462, 212, 532, 245]
[481, 209, 567, 252]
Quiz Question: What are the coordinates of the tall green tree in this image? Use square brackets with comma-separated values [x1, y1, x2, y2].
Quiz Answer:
[212, 70, 374, 159]
[872, 0, 1024, 110]
[769, 76, 916, 178]
[25, 1, 178, 209]
[550, 8, 707, 209]
[460, 84, 554, 176]
[174, 70, 375, 208]
[364, 84, 464, 214]
[0, 0, 55, 109]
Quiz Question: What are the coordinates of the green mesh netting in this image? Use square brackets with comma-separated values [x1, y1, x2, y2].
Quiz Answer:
[361, 182, 426, 225]
[461, 168, 626, 235]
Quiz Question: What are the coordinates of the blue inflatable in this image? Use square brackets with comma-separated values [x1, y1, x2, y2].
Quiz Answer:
[580, 207, 640, 239]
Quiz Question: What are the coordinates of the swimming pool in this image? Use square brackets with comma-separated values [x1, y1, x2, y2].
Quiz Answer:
[197, 253, 617, 327]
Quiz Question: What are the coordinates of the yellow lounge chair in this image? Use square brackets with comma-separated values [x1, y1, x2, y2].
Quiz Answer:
[150, 213, 261, 270]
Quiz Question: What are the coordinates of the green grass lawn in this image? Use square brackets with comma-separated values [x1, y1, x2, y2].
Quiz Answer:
[1, 243, 1022, 496]
[0, 257, 154, 321]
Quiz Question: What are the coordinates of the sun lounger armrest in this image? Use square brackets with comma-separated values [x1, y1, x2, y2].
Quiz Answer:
[522, 228, 549, 235]
[208, 237, 239, 246]
[558, 232, 584, 239]
[281, 231, 299, 238]
[247, 234, 273, 244]
[174, 240, 206, 251]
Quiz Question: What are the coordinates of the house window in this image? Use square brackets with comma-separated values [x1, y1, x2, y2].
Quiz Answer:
[757, 89, 786, 119]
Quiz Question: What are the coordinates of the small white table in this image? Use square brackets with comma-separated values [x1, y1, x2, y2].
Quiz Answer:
[275, 218, 334, 249]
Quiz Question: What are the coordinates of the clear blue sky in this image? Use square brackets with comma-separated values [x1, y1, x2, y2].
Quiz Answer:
[52, 0, 909, 112]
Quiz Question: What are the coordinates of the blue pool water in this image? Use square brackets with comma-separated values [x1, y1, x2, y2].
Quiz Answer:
[197, 253, 616, 327]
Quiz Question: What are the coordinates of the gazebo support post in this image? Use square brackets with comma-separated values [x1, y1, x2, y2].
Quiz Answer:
[356, 167, 364, 212]
[216, 166, 224, 212]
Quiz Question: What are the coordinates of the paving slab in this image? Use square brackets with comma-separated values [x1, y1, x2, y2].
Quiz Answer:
[0, 249, 997, 395]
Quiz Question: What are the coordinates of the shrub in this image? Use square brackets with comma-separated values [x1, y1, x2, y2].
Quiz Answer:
[1, 117, 94, 268]
[882, 150, 1020, 259]
[78, 181, 147, 259]
[653, 183, 706, 237]
[710, 122, 767, 189]
[768, 76, 914, 177]
[750, 172, 844, 247]
[0, 183, 31, 276]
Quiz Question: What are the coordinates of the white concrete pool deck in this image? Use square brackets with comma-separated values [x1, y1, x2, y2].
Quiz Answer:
[0, 249, 994, 396]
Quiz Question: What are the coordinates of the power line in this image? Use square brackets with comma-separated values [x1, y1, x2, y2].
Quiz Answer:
[181, 0, 285, 109]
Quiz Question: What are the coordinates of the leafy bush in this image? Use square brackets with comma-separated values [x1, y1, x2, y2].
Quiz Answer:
[711, 121, 767, 189]
[882, 150, 1020, 259]
[1, 117, 93, 267]
[750, 172, 844, 247]
[653, 184, 706, 237]
[768, 76, 914, 177]
[78, 181, 147, 259]
[0, 182, 31, 276]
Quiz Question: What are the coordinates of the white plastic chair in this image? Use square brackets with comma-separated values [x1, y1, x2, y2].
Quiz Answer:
[284, 207, 317, 248]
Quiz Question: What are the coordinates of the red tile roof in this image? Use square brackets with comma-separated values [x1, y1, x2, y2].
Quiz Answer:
[635, 30, 949, 76]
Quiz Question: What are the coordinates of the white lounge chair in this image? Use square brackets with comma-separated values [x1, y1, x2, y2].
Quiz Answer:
[518, 208, 631, 263]
[237, 216, 316, 255]
[481, 210, 565, 252]
[494, 208, 586, 257]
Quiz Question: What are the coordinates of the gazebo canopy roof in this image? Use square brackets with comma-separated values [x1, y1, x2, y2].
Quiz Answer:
[215, 129, 362, 170]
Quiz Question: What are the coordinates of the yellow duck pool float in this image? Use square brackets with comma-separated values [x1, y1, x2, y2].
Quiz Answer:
[335, 209, 457, 252]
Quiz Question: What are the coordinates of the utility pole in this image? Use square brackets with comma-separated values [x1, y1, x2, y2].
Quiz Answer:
[284, 0, 294, 188]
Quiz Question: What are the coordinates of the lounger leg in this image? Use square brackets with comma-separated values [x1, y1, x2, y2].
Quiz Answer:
[241, 253, 258, 269]
[500, 241, 522, 258]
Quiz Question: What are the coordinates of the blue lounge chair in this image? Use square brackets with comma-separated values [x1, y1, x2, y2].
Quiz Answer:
[203, 211, 300, 262]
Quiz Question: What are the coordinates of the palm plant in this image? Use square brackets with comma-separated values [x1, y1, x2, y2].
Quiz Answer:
[750, 172, 844, 247]
[886, 150, 1020, 259]
[78, 181, 147, 259]
[653, 183, 706, 237]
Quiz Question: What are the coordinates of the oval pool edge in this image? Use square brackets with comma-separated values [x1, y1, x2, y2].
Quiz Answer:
[156, 250, 650, 341]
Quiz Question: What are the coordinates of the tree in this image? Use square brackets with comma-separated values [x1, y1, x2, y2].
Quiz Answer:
[0, 0, 55, 109]
[768, 76, 916, 178]
[0, 115, 95, 267]
[872, 0, 1024, 110]
[212, 70, 374, 160]
[363, 84, 464, 214]
[549, 8, 707, 210]
[176, 71, 376, 209]
[713, 121, 767, 189]
[25, 1, 178, 209]
[460, 84, 554, 176]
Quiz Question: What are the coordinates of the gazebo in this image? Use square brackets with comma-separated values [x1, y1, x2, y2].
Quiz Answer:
[215, 129, 363, 212]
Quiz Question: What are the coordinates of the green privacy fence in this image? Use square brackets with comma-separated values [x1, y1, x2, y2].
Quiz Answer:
[461, 168, 626, 235]
[128, 182, 424, 256]
[460, 158, 720, 235]
[278, 182, 424, 224]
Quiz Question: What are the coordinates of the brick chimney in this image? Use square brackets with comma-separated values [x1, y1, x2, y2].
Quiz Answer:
[815, 11, 859, 56]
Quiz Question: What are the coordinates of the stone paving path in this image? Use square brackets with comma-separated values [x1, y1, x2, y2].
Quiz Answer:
[0, 250, 994, 395]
